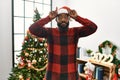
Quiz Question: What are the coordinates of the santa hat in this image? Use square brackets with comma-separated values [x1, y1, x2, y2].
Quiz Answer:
[58, 6, 71, 14]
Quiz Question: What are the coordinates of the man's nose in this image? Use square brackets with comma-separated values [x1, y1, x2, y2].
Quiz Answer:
[61, 17, 66, 21]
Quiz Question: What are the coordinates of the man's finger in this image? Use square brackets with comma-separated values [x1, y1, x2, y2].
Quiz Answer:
[55, 7, 58, 12]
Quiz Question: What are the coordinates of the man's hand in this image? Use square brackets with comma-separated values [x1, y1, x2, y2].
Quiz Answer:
[68, 10, 78, 19]
[49, 7, 58, 20]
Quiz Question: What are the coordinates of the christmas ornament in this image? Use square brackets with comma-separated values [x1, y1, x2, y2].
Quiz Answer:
[32, 50, 35, 53]
[22, 41, 25, 45]
[44, 48, 47, 52]
[21, 57, 24, 60]
[39, 58, 42, 62]
[118, 68, 120, 77]
[25, 53, 29, 57]
[26, 78, 30, 80]
[29, 38, 32, 42]
[44, 43, 48, 47]
[19, 75, 23, 79]
[32, 59, 37, 64]
[34, 38, 37, 42]
[112, 73, 118, 80]
[39, 38, 43, 42]
[84, 62, 95, 80]
[24, 36, 29, 41]
[18, 61, 25, 68]
[28, 62, 32, 68]
[40, 43, 43, 47]
[27, 60, 31, 63]
[34, 49, 37, 52]
[40, 50, 43, 54]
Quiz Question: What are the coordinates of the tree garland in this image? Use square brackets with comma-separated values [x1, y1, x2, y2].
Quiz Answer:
[31, 63, 48, 71]
[98, 40, 120, 76]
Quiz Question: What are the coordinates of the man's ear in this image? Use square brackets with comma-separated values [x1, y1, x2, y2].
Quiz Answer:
[68, 16, 71, 21]
[69, 17, 72, 21]
[55, 18, 58, 22]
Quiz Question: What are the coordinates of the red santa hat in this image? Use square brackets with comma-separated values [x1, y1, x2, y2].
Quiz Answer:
[58, 6, 71, 14]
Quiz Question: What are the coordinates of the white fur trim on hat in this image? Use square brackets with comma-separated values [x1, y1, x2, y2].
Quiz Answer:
[58, 8, 68, 14]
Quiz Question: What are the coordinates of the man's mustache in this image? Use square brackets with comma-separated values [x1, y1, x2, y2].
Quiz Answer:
[60, 21, 67, 24]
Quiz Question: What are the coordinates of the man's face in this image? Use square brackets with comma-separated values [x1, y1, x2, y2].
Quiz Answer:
[56, 13, 70, 28]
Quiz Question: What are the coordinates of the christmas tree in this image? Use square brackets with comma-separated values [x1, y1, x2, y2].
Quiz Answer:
[8, 8, 48, 80]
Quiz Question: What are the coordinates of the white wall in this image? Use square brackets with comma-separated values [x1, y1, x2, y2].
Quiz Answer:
[0, 0, 120, 79]
[0, 0, 12, 80]
[52, 0, 120, 52]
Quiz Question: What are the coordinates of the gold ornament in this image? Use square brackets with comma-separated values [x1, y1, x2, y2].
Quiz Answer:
[32, 59, 37, 64]
[28, 62, 32, 68]
[25, 53, 29, 57]
[19, 75, 23, 79]
[44, 43, 48, 47]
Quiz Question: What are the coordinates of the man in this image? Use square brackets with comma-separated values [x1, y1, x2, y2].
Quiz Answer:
[29, 6, 97, 80]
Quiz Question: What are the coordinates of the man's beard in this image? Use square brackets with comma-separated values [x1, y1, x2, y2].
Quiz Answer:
[57, 22, 69, 32]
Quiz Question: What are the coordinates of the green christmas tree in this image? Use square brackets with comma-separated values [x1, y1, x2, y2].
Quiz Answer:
[33, 8, 41, 22]
[8, 8, 48, 80]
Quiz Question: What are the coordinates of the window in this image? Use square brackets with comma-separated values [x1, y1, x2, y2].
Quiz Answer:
[12, 0, 52, 66]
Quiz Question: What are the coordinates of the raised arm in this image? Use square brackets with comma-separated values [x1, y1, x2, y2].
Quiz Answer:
[75, 15, 97, 37]
[29, 16, 50, 38]
[68, 9, 97, 37]
[29, 8, 58, 37]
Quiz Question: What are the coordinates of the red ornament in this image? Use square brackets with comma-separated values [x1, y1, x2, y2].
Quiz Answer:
[39, 38, 43, 42]
[21, 57, 24, 60]
[26, 78, 30, 80]
[20, 62, 24, 66]
[43, 78, 46, 80]
[24, 36, 29, 41]
[22, 41, 25, 45]
[86, 75, 88, 80]
[18, 61, 25, 68]
[112, 73, 118, 80]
